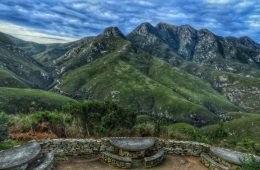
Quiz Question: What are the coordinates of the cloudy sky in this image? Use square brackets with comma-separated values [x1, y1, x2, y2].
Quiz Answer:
[0, 0, 259, 43]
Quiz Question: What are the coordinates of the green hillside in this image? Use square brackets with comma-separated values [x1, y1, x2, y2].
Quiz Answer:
[181, 62, 260, 112]
[0, 69, 28, 88]
[201, 112, 260, 153]
[0, 32, 53, 88]
[55, 35, 238, 126]
[0, 87, 75, 114]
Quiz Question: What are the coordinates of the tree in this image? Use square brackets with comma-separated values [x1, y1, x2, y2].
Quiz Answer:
[63, 100, 136, 136]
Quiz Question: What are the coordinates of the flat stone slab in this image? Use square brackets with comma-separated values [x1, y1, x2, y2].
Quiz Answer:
[210, 146, 260, 165]
[109, 137, 155, 151]
[0, 142, 41, 169]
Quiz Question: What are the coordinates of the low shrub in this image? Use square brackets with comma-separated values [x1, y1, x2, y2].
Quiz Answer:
[167, 123, 199, 140]
[0, 139, 23, 150]
[10, 111, 73, 138]
[136, 115, 154, 124]
[133, 123, 154, 136]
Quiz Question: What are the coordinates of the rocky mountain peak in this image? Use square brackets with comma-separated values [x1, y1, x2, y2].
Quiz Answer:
[239, 36, 253, 42]
[101, 26, 125, 39]
[134, 22, 157, 36]
[176, 24, 197, 36]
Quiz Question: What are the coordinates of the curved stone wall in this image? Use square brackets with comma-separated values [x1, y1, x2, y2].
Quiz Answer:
[39, 138, 260, 169]
[39, 139, 103, 161]
[1, 138, 259, 170]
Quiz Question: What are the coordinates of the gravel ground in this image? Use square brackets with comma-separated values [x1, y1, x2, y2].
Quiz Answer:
[55, 155, 208, 170]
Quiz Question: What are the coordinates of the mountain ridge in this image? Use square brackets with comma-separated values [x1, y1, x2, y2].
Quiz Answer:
[0, 22, 259, 126]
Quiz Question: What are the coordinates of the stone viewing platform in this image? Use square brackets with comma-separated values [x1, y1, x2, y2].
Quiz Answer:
[0, 137, 260, 170]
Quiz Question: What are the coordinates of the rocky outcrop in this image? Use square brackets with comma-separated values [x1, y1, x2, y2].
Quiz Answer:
[101, 27, 126, 39]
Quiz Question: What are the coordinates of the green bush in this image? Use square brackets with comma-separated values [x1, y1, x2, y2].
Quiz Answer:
[238, 139, 258, 153]
[0, 112, 9, 141]
[154, 121, 161, 137]
[11, 111, 73, 137]
[0, 139, 23, 150]
[238, 155, 260, 170]
[136, 115, 154, 124]
[167, 123, 200, 140]
[31, 111, 72, 125]
[213, 122, 228, 138]
[11, 114, 34, 132]
[63, 100, 136, 136]
[133, 123, 154, 136]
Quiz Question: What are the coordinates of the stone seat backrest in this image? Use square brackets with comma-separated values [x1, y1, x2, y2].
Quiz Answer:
[102, 151, 132, 162]
[144, 150, 164, 162]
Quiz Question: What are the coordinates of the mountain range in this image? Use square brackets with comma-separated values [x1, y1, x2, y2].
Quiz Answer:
[0, 22, 259, 126]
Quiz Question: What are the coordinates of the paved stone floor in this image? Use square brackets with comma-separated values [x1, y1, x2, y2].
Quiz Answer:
[55, 155, 208, 170]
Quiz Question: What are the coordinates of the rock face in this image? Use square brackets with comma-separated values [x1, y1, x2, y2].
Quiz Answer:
[128, 22, 260, 73]
[128, 22, 260, 112]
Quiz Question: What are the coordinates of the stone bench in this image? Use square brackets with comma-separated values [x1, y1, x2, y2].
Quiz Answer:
[33, 152, 54, 170]
[209, 146, 260, 168]
[0, 142, 41, 170]
[101, 151, 132, 169]
[144, 150, 164, 168]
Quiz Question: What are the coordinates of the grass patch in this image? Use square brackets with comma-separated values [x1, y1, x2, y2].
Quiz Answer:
[0, 87, 75, 114]
[0, 139, 24, 150]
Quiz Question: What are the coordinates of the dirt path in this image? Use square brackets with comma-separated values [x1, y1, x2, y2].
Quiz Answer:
[56, 155, 208, 170]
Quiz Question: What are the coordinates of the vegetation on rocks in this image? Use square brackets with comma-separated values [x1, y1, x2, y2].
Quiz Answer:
[238, 156, 260, 170]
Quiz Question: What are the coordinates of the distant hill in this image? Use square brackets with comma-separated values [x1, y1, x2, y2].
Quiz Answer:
[0, 32, 53, 88]
[47, 27, 238, 125]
